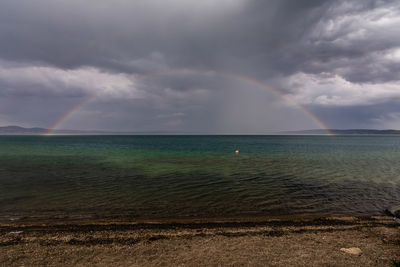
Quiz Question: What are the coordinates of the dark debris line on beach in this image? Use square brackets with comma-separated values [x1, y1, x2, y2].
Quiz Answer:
[0, 216, 389, 233]
[0, 216, 398, 247]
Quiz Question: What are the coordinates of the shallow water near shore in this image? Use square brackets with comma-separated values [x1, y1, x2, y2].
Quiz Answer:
[0, 135, 400, 221]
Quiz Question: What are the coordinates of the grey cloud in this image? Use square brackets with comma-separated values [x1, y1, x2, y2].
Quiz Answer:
[0, 62, 135, 98]
[310, 101, 400, 129]
[300, 0, 400, 82]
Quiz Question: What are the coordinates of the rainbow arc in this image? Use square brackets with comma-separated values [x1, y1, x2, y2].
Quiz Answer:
[44, 69, 334, 135]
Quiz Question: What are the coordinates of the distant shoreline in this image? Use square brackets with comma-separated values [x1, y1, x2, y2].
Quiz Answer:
[2, 125, 400, 135]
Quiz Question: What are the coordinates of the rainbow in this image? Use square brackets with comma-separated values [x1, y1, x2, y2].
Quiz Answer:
[44, 69, 334, 135]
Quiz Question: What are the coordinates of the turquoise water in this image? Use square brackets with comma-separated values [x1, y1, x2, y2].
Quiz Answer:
[0, 135, 399, 221]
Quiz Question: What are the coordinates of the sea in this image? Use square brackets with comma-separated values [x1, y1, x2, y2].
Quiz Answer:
[0, 135, 399, 221]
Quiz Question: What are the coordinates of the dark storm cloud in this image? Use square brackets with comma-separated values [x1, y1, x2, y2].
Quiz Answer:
[0, 0, 400, 131]
[0, 0, 338, 75]
[0, 0, 398, 77]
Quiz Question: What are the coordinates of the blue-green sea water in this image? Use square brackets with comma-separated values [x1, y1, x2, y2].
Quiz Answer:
[0, 135, 399, 221]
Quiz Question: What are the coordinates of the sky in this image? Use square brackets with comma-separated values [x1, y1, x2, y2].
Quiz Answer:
[0, 0, 400, 133]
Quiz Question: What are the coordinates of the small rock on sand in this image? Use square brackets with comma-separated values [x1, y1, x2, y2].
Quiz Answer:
[340, 247, 362, 255]
[8, 231, 23, 234]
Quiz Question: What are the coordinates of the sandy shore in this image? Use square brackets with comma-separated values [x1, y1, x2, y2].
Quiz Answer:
[1, 216, 399, 266]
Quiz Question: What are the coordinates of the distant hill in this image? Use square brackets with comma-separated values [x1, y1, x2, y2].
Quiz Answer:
[0, 126, 49, 134]
[281, 129, 400, 135]
[0, 125, 112, 135]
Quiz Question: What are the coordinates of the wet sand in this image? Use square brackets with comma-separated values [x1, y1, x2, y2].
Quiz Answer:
[1, 216, 399, 266]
